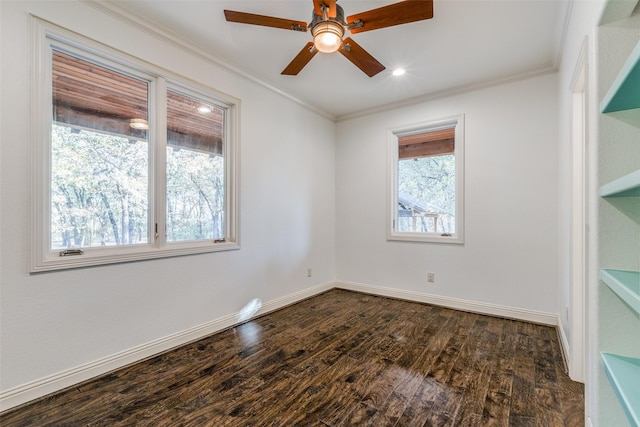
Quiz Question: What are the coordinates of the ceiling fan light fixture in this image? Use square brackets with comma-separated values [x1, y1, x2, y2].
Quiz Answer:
[312, 21, 344, 53]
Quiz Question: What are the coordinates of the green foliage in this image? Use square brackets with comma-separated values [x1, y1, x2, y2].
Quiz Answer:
[397, 154, 456, 233]
[166, 148, 224, 242]
[51, 125, 225, 249]
[51, 125, 148, 248]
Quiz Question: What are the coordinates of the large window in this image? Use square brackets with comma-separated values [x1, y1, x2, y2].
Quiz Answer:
[32, 21, 239, 271]
[387, 115, 464, 243]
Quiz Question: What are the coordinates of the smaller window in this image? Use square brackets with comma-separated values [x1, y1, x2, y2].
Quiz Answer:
[387, 115, 464, 244]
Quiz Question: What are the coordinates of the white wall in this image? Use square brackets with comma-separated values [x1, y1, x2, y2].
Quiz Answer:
[335, 74, 559, 316]
[0, 0, 335, 407]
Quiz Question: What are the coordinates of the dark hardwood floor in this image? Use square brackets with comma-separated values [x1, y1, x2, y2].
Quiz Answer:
[0, 289, 584, 426]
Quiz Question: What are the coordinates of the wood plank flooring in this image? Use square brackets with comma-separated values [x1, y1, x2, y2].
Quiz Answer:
[0, 289, 584, 426]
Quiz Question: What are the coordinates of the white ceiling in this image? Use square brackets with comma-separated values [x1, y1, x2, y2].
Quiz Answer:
[101, 0, 570, 120]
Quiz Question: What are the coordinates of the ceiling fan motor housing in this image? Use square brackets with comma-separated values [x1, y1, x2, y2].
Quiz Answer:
[310, 4, 347, 32]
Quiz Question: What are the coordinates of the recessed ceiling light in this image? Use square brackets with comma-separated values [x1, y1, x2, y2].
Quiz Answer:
[129, 118, 148, 130]
[392, 68, 406, 76]
[197, 106, 213, 114]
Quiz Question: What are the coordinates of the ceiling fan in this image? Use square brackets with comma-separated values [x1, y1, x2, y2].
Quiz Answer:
[224, 0, 434, 77]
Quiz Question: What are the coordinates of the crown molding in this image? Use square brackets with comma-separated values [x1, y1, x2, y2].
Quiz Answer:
[81, 0, 335, 121]
[336, 66, 558, 122]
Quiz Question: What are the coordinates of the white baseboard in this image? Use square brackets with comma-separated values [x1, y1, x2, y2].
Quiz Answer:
[0, 281, 334, 413]
[335, 280, 558, 326]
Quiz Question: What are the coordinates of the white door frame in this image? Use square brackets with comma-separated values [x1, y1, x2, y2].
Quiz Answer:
[568, 38, 588, 383]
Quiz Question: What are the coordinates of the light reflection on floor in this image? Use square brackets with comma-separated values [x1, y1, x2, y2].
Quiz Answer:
[235, 321, 262, 347]
[235, 298, 263, 347]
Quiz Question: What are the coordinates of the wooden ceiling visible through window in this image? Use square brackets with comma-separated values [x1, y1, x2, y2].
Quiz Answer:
[52, 51, 223, 155]
[398, 128, 454, 159]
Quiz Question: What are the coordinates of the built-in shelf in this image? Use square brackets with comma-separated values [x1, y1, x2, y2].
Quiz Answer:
[598, 11, 640, 427]
[601, 353, 640, 427]
[601, 269, 640, 316]
[601, 39, 640, 113]
[599, 170, 640, 198]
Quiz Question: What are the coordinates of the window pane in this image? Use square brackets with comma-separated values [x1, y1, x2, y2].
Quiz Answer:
[166, 89, 225, 242]
[51, 51, 149, 250]
[397, 154, 456, 234]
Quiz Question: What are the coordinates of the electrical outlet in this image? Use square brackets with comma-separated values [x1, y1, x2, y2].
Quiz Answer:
[307, 268, 312, 278]
[427, 272, 435, 283]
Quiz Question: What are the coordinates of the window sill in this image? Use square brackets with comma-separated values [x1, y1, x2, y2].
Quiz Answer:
[387, 232, 464, 245]
[31, 241, 240, 273]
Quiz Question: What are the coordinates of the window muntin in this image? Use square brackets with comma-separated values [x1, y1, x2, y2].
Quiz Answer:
[32, 21, 239, 271]
[388, 116, 464, 244]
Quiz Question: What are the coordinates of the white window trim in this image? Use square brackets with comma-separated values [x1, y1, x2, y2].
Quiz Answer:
[386, 114, 465, 244]
[30, 18, 240, 272]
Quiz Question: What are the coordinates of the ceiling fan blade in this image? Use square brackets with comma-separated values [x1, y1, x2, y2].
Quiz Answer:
[347, 0, 434, 34]
[282, 42, 318, 75]
[224, 10, 308, 32]
[313, 0, 337, 18]
[338, 37, 385, 77]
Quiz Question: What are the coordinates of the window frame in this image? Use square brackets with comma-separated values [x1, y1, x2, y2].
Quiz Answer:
[387, 114, 465, 244]
[31, 19, 240, 272]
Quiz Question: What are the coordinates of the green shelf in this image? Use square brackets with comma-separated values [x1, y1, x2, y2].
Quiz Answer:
[601, 269, 640, 315]
[601, 39, 640, 113]
[600, 170, 640, 198]
[601, 353, 640, 427]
